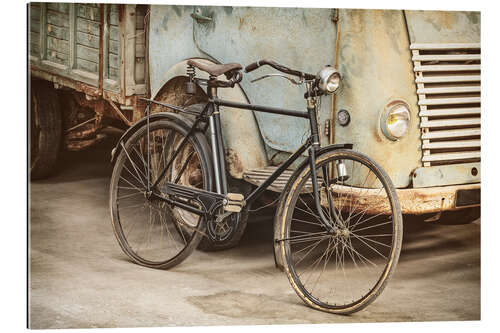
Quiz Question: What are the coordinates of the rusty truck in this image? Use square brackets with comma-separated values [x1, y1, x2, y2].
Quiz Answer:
[29, 3, 480, 249]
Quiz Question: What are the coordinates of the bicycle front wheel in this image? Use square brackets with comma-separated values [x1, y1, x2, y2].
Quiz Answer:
[109, 119, 213, 269]
[276, 149, 402, 314]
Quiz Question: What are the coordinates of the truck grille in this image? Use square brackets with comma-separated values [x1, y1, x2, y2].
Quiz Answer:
[411, 43, 481, 167]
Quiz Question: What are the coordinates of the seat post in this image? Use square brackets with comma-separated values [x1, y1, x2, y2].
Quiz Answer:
[207, 77, 228, 194]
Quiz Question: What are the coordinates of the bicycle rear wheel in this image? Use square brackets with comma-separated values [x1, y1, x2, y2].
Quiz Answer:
[109, 119, 212, 269]
[276, 149, 402, 314]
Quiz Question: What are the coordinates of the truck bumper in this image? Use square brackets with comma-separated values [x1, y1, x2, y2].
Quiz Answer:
[322, 183, 480, 215]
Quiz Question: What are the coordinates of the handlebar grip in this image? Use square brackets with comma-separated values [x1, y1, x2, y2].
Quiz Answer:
[245, 61, 260, 73]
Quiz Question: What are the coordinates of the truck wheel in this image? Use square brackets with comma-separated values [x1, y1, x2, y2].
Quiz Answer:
[30, 82, 62, 180]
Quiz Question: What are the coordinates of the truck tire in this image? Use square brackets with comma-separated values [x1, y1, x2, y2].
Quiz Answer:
[30, 82, 62, 180]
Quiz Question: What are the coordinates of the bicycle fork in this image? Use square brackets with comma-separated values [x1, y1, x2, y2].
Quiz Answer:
[306, 95, 340, 233]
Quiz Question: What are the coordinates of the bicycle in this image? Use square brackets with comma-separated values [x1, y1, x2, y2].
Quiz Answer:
[109, 59, 403, 314]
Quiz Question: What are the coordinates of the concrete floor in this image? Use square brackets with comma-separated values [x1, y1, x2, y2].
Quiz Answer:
[29, 136, 480, 329]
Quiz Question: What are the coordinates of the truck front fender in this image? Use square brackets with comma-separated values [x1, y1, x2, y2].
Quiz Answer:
[110, 107, 203, 165]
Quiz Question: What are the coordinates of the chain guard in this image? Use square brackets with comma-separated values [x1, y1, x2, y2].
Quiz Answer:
[206, 211, 241, 243]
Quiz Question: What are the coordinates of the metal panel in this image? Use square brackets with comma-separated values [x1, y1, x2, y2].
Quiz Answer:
[412, 54, 480, 61]
[147, 5, 334, 177]
[422, 151, 480, 163]
[420, 118, 481, 128]
[191, 6, 336, 154]
[334, 9, 421, 188]
[411, 43, 481, 167]
[419, 107, 480, 117]
[417, 86, 480, 94]
[421, 128, 481, 140]
[418, 97, 481, 106]
[243, 166, 314, 192]
[405, 11, 480, 44]
[416, 75, 480, 83]
[414, 64, 480, 72]
[413, 162, 480, 188]
[421, 140, 480, 149]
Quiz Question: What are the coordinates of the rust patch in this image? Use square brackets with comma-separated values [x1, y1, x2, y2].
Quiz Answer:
[151, 76, 208, 115]
[226, 148, 244, 176]
[321, 183, 480, 215]
[423, 11, 458, 31]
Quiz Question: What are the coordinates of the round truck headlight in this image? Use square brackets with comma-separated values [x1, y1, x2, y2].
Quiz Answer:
[317, 66, 341, 94]
[380, 102, 411, 141]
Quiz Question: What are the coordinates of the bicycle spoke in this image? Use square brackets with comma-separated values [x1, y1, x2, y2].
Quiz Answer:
[281, 150, 401, 312]
[350, 233, 389, 259]
[111, 121, 208, 267]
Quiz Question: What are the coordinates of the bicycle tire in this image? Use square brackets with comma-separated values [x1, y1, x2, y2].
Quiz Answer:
[109, 118, 213, 269]
[276, 149, 403, 314]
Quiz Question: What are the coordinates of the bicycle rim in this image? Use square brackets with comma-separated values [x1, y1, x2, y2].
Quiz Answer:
[280, 150, 402, 313]
[110, 120, 209, 269]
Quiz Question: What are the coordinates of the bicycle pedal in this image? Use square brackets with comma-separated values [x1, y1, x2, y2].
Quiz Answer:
[224, 193, 245, 213]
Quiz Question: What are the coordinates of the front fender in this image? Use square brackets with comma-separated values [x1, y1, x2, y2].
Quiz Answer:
[110, 105, 206, 165]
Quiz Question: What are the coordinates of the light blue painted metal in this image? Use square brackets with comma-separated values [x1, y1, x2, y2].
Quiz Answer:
[148, 6, 269, 178]
[149, 5, 200, 97]
[405, 10, 480, 43]
[148, 5, 481, 189]
[148, 5, 336, 154]
[193, 6, 336, 154]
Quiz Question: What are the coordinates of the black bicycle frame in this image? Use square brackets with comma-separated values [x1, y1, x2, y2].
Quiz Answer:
[141, 82, 336, 231]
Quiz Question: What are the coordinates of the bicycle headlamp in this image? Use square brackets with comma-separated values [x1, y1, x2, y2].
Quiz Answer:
[380, 101, 411, 141]
[317, 66, 341, 94]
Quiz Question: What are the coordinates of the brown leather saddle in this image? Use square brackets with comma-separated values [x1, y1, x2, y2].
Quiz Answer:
[187, 59, 242, 77]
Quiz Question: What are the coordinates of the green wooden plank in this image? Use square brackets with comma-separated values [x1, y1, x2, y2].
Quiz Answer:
[30, 19, 40, 33]
[76, 57, 99, 73]
[76, 31, 100, 49]
[77, 4, 100, 21]
[30, 41, 40, 56]
[47, 3, 69, 14]
[109, 39, 119, 55]
[46, 49, 69, 65]
[30, 5, 40, 20]
[136, 7, 146, 29]
[109, 53, 120, 69]
[76, 18, 100, 36]
[109, 66, 119, 80]
[47, 24, 69, 41]
[29, 32, 40, 45]
[47, 36, 69, 53]
[47, 10, 70, 28]
[109, 25, 120, 41]
[109, 10, 119, 26]
[135, 42, 145, 58]
[76, 44, 99, 63]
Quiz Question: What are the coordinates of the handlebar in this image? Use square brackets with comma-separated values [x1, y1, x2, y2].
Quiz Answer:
[244, 59, 316, 80]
